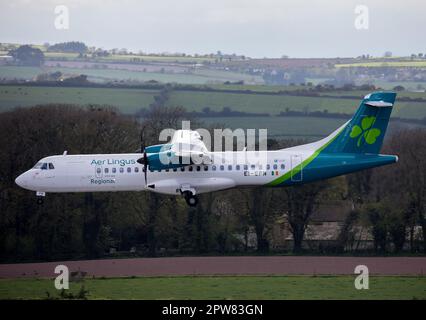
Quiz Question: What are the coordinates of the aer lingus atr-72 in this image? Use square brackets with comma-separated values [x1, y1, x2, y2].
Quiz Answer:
[15, 92, 398, 206]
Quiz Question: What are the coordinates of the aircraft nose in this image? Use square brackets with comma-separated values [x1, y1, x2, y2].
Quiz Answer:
[15, 173, 28, 188]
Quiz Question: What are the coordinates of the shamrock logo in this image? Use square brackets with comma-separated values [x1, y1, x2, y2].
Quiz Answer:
[350, 116, 381, 147]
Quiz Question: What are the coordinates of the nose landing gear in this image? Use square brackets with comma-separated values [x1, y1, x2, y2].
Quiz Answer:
[36, 191, 45, 205]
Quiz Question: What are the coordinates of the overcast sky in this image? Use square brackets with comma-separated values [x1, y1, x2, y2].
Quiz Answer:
[1, 0, 425, 58]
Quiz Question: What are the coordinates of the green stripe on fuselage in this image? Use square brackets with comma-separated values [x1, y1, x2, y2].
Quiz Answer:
[266, 126, 346, 187]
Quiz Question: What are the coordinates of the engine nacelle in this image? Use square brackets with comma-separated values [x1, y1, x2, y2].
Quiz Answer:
[144, 143, 172, 154]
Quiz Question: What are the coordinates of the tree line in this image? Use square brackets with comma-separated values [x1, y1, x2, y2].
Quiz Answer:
[0, 103, 424, 262]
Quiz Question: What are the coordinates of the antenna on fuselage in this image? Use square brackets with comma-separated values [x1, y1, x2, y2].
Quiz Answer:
[63, 150, 68, 156]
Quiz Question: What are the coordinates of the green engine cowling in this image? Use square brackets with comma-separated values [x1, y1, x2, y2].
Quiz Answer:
[143, 144, 192, 170]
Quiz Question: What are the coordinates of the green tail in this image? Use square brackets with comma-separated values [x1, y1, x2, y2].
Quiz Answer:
[325, 92, 396, 154]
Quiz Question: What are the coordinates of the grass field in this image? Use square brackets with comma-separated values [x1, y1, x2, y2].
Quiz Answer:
[0, 276, 424, 300]
[103, 54, 216, 64]
[45, 53, 216, 64]
[0, 66, 263, 85]
[336, 60, 426, 68]
[168, 90, 426, 119]
[200, 116, 347, 139]
[1, 85, 426, 120]
[0, 85, 157, 113]
[199, 116, 425, 140]
[1, 43, 216, 63]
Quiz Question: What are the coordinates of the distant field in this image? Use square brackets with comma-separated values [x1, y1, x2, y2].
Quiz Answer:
[47, 53, 216, 64]
[0, 66, 262, 85]
[336, 60, 426, 68]
[168, 90, 426, 119]
[199, 116, 347, 139]
[1, 85, 426, 120]
[0, 276, 424, 300]
[357, 80, 426, 91]
[322, 90, 426, 99]
[199, 116, 425, 140]
[44, 52, 80, 59]
[1, 43, 216, 63]
[169, 90, 359, 114]
[0, 85, 157, 113]
[103, 54, 216, 64]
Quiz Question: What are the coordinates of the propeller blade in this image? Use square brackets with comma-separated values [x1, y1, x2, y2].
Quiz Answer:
[144, 151, 148, 185]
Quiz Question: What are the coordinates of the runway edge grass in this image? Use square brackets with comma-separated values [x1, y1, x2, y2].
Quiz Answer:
[0, 276, 425, 300]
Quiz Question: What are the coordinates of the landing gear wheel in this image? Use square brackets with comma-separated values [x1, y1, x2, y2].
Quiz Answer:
[183, 191, 198, 207]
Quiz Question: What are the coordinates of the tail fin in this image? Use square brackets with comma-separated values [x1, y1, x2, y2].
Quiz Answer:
[326, 92, 396, 154]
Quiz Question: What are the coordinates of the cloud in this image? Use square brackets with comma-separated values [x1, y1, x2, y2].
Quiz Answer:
[1, 0, 425, 57]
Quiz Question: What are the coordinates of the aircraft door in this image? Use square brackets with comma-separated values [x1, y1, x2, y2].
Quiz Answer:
[290, 155, 303, 182]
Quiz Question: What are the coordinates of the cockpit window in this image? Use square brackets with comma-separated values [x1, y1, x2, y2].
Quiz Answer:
[33, 162, 42, 169]
[34, 162, 54, 170]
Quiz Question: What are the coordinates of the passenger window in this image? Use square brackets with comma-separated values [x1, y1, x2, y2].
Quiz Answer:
[236, 165, 240, 170]
[196, 166, 201, 171]
[112, 168, 117, 173]
[212, 165, 216, 171]
[173, 168, 177, 172]
[120, 167, 124, 173]
[104, 168, 109, 173]
[266, 164, 270, 170]
[165, 169, 170, 172]
[48, 163, 55, 170]
[273, 164, 278, 170]
[220, 165, 224, 171]
[189, 166, 193, 172]
[281, 164, 285, 170]
[127, 167, 131, 173]
[204, 166, 208, 171]
[244, 165, 248, 170]
[135, 167, 139, 173]
[180, 167, 185, 172]
[96, 167, 101, 174]
[228, 165, 232, 171]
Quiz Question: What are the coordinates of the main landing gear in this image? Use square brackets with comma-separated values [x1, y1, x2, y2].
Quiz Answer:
[182, 191, 198, 207]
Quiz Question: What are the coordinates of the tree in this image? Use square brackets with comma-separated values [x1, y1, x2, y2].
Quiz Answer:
[367, 128, 426, 253]
[9, 45, 44, 66]
[283, 182, 330, 253]
[385, 129, 426, 252]
[0, 104, 141, 261]
[393, 85, 405, 92]
[364, 202, 389, 253]
[47, 41, 88, 54]
[137, 95, 190, 256]
[247, 188, 275, 252]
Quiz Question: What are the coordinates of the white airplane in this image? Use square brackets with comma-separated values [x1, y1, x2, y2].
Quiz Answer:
[15, 92, 398, 206]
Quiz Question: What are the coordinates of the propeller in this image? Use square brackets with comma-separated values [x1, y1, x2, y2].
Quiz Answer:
[137, 126, 148, 186]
